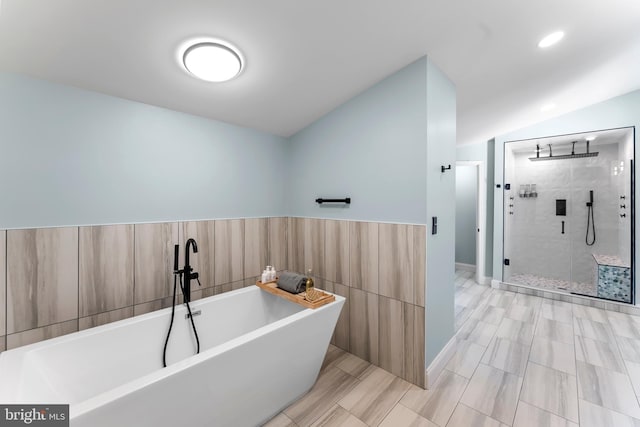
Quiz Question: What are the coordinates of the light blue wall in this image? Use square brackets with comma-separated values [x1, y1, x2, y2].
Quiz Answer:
[457, 140, 495, 277]
[0, 73, 289, 229]
[288, 58, 428, 224]
[493, 90, 640, 285]
[456, 165, 477, 265]
[424, 60, 457, 366]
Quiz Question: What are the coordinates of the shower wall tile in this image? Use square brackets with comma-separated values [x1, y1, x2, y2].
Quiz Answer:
[214, 219, 244, 285]
[413, 225, 426, 307]
[0, 337, 4, 353]
[413, 306, 426, 387]
[244, 218, 268, 279]
[79, 307, 133, 331]
[325, 281, 349, 351]
[268, 217, 288, 272]
[79, 224, 134, 317]
[7, 227, 79, 334]
[379, 296, 415, 379]
[7, 319, 78, 350]
[217, 279, 245, 294]
[325, 220, 349, 285]
[349, 287, 379, 365]
[134, 222, 179, 304]
[379, 223, 414, 304]
[0, 230, 5, 337]
[349, 222, 379, 294]
[288, 217, 305, 273]
[304, 218, 325, 279]
[190, 287, 216, 302]
[181, 221, 215, 289]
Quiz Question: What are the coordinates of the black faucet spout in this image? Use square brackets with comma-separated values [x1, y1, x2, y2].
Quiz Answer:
[183, 238, 199, 303]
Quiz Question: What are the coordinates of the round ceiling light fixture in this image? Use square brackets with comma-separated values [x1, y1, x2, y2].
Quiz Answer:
[538, 31, 564, 48]
[182, 41, 243, 82]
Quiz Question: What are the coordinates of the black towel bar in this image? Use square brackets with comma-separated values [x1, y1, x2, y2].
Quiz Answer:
[315, 198, 351, 204]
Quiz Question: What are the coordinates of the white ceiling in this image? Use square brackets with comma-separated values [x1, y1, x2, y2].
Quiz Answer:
[1, 0, 639, 145]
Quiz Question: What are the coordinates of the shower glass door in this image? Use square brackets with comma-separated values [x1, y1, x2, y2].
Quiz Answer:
[503, 127, 634, 303]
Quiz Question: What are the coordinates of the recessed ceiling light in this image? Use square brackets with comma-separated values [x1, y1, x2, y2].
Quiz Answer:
[538, 31, 564, 48]
[540, 103, 556, 112]
[585, 135, 597, 141]
[182, 41, 243, 82]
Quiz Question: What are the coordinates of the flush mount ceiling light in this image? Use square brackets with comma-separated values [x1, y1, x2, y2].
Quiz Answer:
[538, 31, 564, 48]
[585, 135, 597, 141]
[182, 41, 243, 82]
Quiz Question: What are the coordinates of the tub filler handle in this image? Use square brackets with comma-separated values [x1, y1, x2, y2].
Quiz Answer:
[186, 310, 202, 319]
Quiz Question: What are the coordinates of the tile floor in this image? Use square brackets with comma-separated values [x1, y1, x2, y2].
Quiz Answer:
[265, 270, 640, 426]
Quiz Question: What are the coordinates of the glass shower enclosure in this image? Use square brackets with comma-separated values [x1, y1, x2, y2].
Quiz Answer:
[503, 127, 635, 303]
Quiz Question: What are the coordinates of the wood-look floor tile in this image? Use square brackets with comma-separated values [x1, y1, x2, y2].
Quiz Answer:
[284, 366, 360, 426]
[460, 364, 522, 425]
[7, 227, 79, 333]
[512, 294, 543, 308]
[349, 222, 378, 294]
[576, 360, 640, 419]
[456, 319, 498, 347]
[181, 221, 215, 289]
[520, 362, 578, 422]
[579, 399, 640, 427]
[244, 218, 268, 279]
[446, 339, 486, 379]
[529, 337, 576, 375]
[7, 319, 78, 349]
[380, 404, 437, 427]
[324, 220, 349, 285]
[400, 370, 468, 426]
[617, 336, 640, 363]
[513, 401, 578, 427]
[624, 360, 640, 397]
[78, 307, 133, 330]
[309, 404, 368, 427]
[349, 288, 378, 365]
[504, 304, 538, 323]
[481, 337, 529, 376]
[321, 345, 349, 373]
[495, 318, 534, 345]
[487, 291, 516, 309]
[336, 352, 370, 379]
[535, 318, 574, 345]
[338, 365, 412, 427]
[573, 317, 615, 343]
[471, 305, 506, 325]
[447, 403, 507, 426]
[609, 316, 640, 340]
[575, 335, 625, 372]
[572, 305, 609, 324]
[541, 303, 573, 324]
[263, 412, 296, 427]
[214, 219, 244, 285]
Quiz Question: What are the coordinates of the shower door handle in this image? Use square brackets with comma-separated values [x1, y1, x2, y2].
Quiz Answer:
[561, 221, 565, 234]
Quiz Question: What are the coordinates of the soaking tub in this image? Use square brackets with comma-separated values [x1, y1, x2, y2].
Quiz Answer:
[0, 286, 345, 427]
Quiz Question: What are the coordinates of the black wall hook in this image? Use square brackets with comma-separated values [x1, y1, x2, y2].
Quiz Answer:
[316, 197, 351, 205]
[441, 164, 452, 173]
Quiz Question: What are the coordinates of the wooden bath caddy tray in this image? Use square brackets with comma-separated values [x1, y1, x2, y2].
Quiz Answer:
[255, 280, 335, 309]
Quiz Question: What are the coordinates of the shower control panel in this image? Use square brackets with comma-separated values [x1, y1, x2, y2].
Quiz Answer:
[556, 199, 566, 216]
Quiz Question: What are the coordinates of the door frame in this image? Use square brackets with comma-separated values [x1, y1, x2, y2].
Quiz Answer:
[456, 160, 487, 284]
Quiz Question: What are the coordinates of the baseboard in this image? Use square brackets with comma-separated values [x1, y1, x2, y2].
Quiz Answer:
[491, 279, 502, 289]
[481, 276, 492, 286]
[424, 335, 457, 389]
[455, 262, 476, 272]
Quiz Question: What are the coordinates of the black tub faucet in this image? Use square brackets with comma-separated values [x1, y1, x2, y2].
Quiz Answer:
[182, 238, 200, 303]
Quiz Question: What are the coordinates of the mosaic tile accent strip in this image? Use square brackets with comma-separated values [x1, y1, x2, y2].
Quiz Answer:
[597, 264, 631, 303]
[509, 273, 596, 297]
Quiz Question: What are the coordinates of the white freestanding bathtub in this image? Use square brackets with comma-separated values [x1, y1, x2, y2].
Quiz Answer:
[0, 286, 345, 427]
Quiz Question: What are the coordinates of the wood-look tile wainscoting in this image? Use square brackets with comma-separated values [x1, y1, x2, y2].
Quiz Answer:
[0, 216, 427, 388]
[287, 218, 426, 387]
[0, 218, 288, 351]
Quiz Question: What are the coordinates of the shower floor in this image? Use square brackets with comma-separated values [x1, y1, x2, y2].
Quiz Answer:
[509, 273, 597, 296]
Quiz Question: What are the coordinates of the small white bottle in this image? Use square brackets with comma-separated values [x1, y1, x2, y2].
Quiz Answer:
[269, 265, 276, 281]
[261, 269, 269, 283]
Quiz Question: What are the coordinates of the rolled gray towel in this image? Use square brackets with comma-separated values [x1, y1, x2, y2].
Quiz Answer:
[277, 271, 307, 294]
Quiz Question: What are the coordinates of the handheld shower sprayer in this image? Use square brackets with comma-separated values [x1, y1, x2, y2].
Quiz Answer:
[586, 190, 595, 246]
